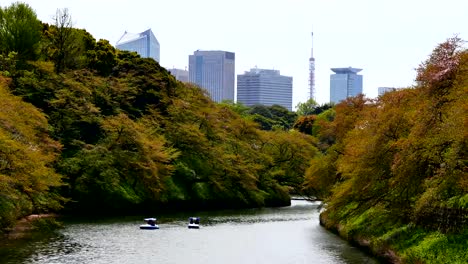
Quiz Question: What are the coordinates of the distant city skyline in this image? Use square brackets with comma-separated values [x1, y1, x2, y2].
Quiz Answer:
[3, 0, 468, 107]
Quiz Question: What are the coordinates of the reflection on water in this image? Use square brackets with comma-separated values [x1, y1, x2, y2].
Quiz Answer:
[0, 201, 377, 264]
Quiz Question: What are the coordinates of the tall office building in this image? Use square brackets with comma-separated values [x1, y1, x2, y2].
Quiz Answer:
[330, 67, 363, 104]
[237, 68, 293, 111]
[188, 50, 235, 102]
[169, 68, 189, 82]
[116, 29, 160, 62]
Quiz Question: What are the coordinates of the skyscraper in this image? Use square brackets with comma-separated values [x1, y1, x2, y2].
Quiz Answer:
[116, 29, 160, 62]
[188, 50, 235, 102]
[330, 67, 363, 104]
[237, 68, 293, 111]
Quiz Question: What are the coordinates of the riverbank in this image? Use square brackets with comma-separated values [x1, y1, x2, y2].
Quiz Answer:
[319, 212, 401, 263]
[1, 214, 60, 240]
[319, 209, 468, 264]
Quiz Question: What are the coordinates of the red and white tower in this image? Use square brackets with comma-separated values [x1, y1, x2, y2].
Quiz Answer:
[309, 32, 316, 100]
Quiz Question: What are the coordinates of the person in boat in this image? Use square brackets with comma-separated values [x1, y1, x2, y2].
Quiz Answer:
[194, 217, 200, 224]
[147, 219, 155, 226]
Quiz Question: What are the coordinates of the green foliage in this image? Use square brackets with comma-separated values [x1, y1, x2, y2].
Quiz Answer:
[295, 98, 318, 116]
[31, 217, 62, 232]
[60, 113, 178, 211]
[86, 39, 117, 76]
[296, 98, 333, 116]
[261, 130, 317, 194]
[0, 2, 42, 60]
[0, 51, 17, 76]
[164, 84, 269, 207]
[40, 10, 95, 73]
[0, 78, 63, 230]
[0, 6, 316, 226]
[247, 104, 297, 130]
[401, 230, 468, 264]
[302, 150, 338, 198]
[219, 100, 250, 116]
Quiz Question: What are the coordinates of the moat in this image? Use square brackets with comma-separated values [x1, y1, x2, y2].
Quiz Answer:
[0, 200, 377, 264]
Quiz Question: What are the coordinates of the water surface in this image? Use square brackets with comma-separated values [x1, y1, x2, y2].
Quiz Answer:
[1, 200, 377, 264]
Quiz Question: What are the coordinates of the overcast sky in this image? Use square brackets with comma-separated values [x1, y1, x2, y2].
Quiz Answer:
[3, 0, 468, 105]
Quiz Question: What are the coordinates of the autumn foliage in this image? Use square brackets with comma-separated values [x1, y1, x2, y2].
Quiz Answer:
[303, 38, 467, 262]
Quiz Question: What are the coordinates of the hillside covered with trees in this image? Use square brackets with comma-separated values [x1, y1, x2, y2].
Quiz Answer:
[0, 2, 316, 230]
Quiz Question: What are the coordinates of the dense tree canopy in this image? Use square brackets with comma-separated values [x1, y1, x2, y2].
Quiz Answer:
[247, 104, 297, 130]
[0, 77, 63, 228]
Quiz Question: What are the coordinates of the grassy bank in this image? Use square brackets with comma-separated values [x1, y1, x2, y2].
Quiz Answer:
[320, 208, 468, 264]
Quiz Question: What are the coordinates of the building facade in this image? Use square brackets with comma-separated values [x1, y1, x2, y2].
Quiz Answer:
[330, 67, 363, 104]
[188, 50, 235, 102]
[237, 68, 293, 111]
[169, 68, 189, 82]
[116, 29, 160, 62]
[378, 87, 399, 96]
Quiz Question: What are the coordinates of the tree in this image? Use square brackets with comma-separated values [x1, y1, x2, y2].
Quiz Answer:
[261, 130, 317, 194]
[0, 2, 42, 60]
[219, 100, 250, 116]
[0, 79, 63, 229]
[295, 98, 318, 116]
[293, 115, 316, 135]
[296, 98, 334, 116]
[86, 39, 117, 76]
[60, 113, 178, 212]
[49, 8, 74, 72]
[247, 104, 297, 130]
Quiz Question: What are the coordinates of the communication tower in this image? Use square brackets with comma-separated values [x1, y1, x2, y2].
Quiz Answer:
[309, 32, 316, 100]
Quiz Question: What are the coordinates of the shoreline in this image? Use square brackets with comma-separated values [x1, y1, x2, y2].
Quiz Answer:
[2, 214, 59, 240]
[319, 212, 402, 264]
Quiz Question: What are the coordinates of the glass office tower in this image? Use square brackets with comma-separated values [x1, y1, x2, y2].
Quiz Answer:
[237, 68, 293, 111]
[330, 67, 363, 103]
[116, 29, 160, 62]
[188, 50, 235, 102]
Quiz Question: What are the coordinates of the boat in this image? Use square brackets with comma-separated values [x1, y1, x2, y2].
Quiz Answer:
[188, 217, 200, 229]
[139, 218, 159, 229]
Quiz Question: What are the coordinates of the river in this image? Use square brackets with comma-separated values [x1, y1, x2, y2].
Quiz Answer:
[0, 200, 377, 264]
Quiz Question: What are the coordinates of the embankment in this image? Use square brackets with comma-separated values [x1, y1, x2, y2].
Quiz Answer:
[2, 214, 59, 240]
[319, 212, 402, 263]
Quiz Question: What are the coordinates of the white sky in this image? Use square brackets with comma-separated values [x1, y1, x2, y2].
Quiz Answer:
[3, 0, 468, 106]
